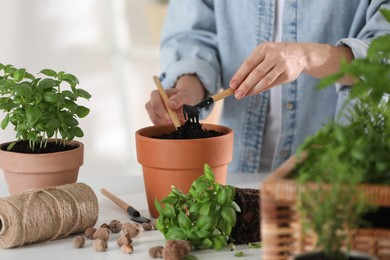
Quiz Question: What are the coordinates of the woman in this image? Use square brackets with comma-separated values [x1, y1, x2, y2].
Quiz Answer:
[145, 0, 390, 173]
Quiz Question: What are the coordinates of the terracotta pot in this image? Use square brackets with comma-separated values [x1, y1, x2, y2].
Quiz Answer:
[135, 124, 234, 218]
[0, 140, 84, 195]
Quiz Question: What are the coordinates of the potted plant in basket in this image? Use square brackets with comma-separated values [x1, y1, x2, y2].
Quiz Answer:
[0, 63, 91, 195]
[261, 8, 390, 260]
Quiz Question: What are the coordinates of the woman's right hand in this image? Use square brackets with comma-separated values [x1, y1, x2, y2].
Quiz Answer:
[145, 74, 206, 125]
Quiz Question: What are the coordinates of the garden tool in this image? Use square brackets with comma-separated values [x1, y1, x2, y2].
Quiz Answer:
[183, 88, 235, 123]
[101, 188, 151, 223]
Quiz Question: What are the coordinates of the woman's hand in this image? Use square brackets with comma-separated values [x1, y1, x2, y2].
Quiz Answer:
[145, 74, 206, 125]
[230, 42, 354, 99]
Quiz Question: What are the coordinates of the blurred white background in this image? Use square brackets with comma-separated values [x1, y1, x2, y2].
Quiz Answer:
[0, 0, 221, 196]
[0, 0, 171, 192]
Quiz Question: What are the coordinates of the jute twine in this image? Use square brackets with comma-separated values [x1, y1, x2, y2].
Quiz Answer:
[0, 182, 98, 248]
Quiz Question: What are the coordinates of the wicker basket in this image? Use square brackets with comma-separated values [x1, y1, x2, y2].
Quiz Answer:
[260, 154, 390, 260]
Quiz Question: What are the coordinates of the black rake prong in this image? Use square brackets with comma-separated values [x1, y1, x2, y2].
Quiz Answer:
[183, 104, 201, 123]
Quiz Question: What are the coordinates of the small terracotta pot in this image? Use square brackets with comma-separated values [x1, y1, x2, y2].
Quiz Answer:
[135, 124, 234, 218]
[0, 140, 84, 195]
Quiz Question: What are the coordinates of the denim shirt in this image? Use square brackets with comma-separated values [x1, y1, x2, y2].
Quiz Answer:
[159, 0, 390, 173]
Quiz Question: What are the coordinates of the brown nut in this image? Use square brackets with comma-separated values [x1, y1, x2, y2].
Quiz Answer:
[72, 235, 86, 248]
[121, 244, 134, 254]
[122, 222, 140, 238]
[142, 222, 153, 231]
[109, 219, 122, 233]
[100, 223, 110, 230]
[93, 227, 110, 241]
[93, 239, 108, 252]
[149, 246, 164, 258]
[163, 240, 192, 260]
[116, 233, 132, 247]
[84, 227, 97, 239]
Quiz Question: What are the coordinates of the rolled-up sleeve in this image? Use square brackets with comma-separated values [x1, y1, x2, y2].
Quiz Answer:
[335, 1, 390, 94]
[159, 0, 220, 95]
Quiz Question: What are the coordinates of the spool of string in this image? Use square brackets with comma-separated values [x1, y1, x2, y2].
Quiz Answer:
[0, 182, 98, 248]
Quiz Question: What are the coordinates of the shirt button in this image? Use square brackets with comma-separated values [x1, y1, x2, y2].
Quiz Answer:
[285, 102, 294, 110]
[279, 150, 289, 158]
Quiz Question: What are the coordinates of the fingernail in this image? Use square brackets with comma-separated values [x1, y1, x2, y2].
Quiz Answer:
[230, 80, 238, 89]
[235, 90, 243, 100]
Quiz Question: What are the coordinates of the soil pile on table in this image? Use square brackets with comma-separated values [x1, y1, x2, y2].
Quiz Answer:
[231, 188, 261, 244]
[153, 121, 224, 139]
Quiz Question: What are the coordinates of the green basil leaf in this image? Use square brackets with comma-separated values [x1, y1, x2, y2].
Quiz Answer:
[40, 69, 57, 77]
[178, 211, 191, 230]
[13, 68, 26, 82]
[221, 206, 237, 227]
[1, 114, 9, 129]
[77, 88, 91, 99]
[166, 227, 186, 240]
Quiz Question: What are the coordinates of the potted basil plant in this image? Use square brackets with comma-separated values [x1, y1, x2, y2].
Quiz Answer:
[0, 63, 91, 195]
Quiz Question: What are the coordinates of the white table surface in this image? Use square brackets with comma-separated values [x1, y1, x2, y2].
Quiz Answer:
[0, 164, 268, 260]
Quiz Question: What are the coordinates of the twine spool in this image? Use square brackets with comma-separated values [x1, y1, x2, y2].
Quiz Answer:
[0, 182, 98, 248]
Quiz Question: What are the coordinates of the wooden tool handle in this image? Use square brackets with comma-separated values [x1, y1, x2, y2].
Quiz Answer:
[211, 88, 235, 102]
[153, 75, 181, 129]
[101, 188, 129, 211]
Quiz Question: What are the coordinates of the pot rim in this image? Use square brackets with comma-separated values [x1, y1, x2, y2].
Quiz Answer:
[135, 123, 233, 141]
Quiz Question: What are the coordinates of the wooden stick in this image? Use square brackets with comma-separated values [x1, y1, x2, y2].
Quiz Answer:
[153, 75, 181, 129]
[211, 88, 235, 102]
[101, 188, 129, 210]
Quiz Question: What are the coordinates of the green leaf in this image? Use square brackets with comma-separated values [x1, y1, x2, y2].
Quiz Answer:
[217, 188, 227, 205]
[166, 227, 186, 240]
[61, 73, 79, 85]
[26, 106, 41, 124]
[37, 78, 57, 91]
[43, 91, 59, 103]
[199, 202, 211, 216]
[64, 115, 79, 127]
[40, 69, 57, 77]
[155, 198, 164, 215]
[13, 68, 26, 82]
[178, 211, 192, 230]
[61, 90, 78, 99]
[380, 8, 390, 23]
[212, 235, 227, 250]
[195, 229, 211, 238]
[217, 218, 232, 235]
[234, 251, 244, 257]
[73, 127, 84, 138]
[45, 118, 60, 131]
[76, 106, 90, 118]
[201, 238, 213, 249]
[14, 83, 32, 99]
[248, 242, 262, 248]
[1, 114, 9, 129]
[184, 255, 199, 260]
[204, 164, 215, 182]
[162, 203, 176, 217]
[76, 88, 91, 99]
[221, 206, 237, 227]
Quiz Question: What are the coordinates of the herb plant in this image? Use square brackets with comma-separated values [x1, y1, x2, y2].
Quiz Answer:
[155, 164, 241, 250]
[295, 8, 390, 259]
[0, 63, 91, 151]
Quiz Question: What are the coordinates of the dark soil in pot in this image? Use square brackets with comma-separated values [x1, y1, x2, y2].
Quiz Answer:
[152, 121, 224, 139]
[1, 140, 78, 154]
